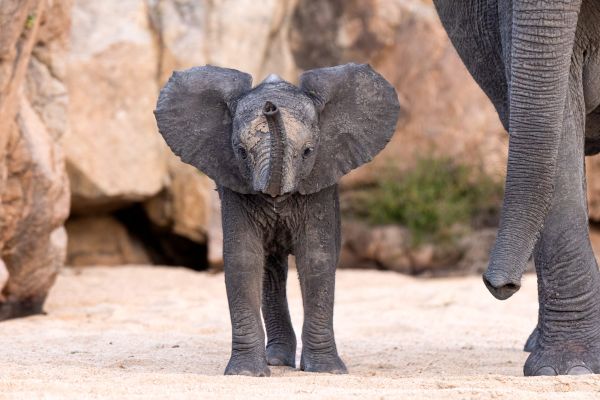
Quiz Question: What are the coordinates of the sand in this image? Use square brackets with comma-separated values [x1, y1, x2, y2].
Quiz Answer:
[1, 266, 600, 399]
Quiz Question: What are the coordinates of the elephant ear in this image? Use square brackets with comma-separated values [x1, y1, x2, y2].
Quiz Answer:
[154, 65, 253, 193]
[298, 63, 400, 194]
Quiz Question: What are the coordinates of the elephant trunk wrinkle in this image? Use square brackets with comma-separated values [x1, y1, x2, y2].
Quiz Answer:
[253, 146, 271, 192]
[263, 101, 286, 197]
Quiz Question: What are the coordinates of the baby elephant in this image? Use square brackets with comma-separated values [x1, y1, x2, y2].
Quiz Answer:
[154, 63, 399, 376]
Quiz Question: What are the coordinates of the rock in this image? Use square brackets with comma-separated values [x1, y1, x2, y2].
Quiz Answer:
[24, 56, 69, 141]
[0, 259, 8, 293]
[144, 156, 215, 244]
[64, 0, 167, 214]
[341, 219, 470, 274]
[1, 96, 70, 319]
[143, 155, 225, 267]
[368, 225, 414, 273]
[149, 0, 299, 84]
[289, 0, 508, 189]
[66, 216, 151, 267]
[339, 220, 387, 270]
[0, 0, 71, 320]
[206, 188, 224, 267]
[341, 221, 413, 273]
[148, 0, 208, 84]
[455, 228, 497, 275]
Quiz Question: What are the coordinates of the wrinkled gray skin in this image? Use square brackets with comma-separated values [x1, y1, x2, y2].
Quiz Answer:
[434, 0, 600, 376]
[154, 63, 400, 376]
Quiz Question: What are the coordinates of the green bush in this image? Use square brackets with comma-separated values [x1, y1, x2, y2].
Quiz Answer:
[351, 157, 503, 245]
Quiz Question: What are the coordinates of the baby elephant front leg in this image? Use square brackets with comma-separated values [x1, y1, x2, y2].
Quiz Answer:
[221, 192, 270, 377]
[223, 246, 270, 377]
[295, 191, 347, 374]
[296, 249, 347, 374]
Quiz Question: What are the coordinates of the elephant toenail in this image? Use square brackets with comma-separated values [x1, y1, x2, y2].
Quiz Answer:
[534, 366, 558, 376]
[567, 366, 592, 375]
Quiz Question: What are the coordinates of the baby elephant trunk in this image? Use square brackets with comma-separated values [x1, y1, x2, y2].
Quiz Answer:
[263, 101, 286, 197]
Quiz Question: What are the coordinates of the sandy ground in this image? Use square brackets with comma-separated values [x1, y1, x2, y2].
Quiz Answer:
[1, 267, 600, 399]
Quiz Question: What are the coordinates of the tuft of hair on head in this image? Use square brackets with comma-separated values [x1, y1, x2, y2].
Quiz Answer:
[262, 74, 283, 84]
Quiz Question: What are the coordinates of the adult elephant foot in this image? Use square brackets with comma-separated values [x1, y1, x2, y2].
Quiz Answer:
[525, 345, 600, 376]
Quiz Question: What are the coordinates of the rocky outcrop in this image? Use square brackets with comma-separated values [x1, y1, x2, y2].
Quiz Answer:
[0, 0, 71, 319]
[64, 0, 166, 214]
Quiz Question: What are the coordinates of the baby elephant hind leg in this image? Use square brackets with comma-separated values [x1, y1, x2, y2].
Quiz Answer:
[263, 252, 297, 367]
[524, 93, 600, 376]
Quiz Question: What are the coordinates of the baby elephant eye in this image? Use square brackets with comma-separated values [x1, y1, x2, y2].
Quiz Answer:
[302, 146, 314, 159]
[238, 146, 248, 160]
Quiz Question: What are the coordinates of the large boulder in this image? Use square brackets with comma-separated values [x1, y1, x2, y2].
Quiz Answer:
[64, 0, 167, 214]
[0, 0, 71, 319]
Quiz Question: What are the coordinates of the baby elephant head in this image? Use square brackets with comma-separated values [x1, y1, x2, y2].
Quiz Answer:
[154, 63, 400, 196]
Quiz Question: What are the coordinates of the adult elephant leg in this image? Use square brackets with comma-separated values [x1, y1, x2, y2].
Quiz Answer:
[524, 88, 600, 376]
[295, 186, 347, 374]
[263, 251, 297, 367]
[524, 279, 542, 352]
[221, 188, 270, 377]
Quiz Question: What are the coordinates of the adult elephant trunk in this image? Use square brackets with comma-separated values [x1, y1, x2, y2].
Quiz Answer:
[483, 0, 582, 300]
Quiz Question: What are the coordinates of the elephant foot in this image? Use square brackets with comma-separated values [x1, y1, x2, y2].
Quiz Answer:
[224, 350, 271, 377]
[523, 326, 540, 352]
[300, 349, 348, 374]
[266, 342, 296, 367]
[524, 344, 600, 376]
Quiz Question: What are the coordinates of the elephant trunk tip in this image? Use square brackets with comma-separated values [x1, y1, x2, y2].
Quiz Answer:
[482, 270, 521, 300]
[263, 101, 278, 116]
